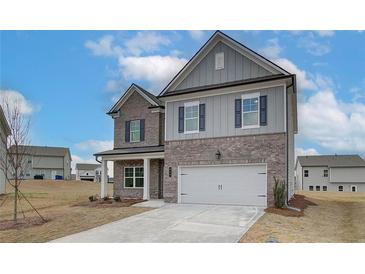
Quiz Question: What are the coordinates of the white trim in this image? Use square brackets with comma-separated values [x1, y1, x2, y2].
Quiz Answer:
[164, 101, 167, 142]
[177, 163, 268, 204]
[143, 158, 150, 200]
[283, 83, 287, 132]
[338, 185, 344, 192]
[123, 166, 144, 189]
[161, 81, 286, 103]
[162, 32, 288, 94]
[184, 101, 200, 134]
[110, 84, 158, 114]
[100, 152, 164, 161]
[351, 185, 358, 192]
[241, 92, 260, 129]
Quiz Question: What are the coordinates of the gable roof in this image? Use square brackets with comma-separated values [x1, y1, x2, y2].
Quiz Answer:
[75, 163, 101, 170]
[108, 83, 163, 115]
[10, 145, 72, 159]
[297, 155, 365, 168]
[0, 105, 11, 136]
[159, 30, 290, 96]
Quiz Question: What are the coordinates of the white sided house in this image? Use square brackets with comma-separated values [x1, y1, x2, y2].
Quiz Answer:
[296, 155, 365, 192]
[75, 163, 102, 182]
[0, 105, 11, 194]
[10, 145, 72, 180]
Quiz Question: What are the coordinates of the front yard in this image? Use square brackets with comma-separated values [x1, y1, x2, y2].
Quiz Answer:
[240, 191, 365, 243]
[0, 180, 151, 242]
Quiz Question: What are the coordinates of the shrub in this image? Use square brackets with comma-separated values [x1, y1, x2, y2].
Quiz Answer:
[273, 177, 286, 208]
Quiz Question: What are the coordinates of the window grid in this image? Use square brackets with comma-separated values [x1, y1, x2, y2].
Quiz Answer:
[184, 103, 199, 133]
[242, 95, 259, 128]
[130, 120, 140, 142]
[124, 166, 144, 188]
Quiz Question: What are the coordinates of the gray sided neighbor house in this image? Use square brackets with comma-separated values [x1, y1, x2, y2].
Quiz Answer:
[296, 155, 365, 192]
[95, 31, 298, 207]
[11, 145, 72, 180]
[0, 105, 11, 194]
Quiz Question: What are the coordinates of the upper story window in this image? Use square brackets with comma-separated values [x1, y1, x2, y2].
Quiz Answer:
[304, 170, 309, 177]
[323, 169, 328, 177]
[184, 101, 199, 133]
[215, 52, 224, 70]
[130, 120, 141, 142]
[242, 93, 259, 128]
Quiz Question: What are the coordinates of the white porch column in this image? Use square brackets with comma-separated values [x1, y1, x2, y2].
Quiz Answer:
[143, 158, 150, 200]
[100, 160, 108, 198]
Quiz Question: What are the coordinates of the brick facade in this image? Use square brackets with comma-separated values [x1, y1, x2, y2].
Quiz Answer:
[113, 91, 164, 149]
[114, 159, 164, 200]
[163, 133, 286, 207]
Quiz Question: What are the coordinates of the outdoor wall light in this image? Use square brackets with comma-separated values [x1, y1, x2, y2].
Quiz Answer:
[215, 150, 222, 160]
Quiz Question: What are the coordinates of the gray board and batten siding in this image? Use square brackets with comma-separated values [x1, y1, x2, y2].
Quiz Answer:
[175, 41, 273, 91]
[165, 85, 285, 141]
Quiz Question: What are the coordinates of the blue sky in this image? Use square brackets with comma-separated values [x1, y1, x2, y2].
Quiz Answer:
[1, 30, 365, 172]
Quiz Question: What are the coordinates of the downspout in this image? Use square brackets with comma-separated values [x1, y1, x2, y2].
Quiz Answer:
[95, 155, 102, 163]
[285, 75, 295, 205]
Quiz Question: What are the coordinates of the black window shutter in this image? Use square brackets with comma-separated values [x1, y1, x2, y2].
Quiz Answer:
[125, 121, 130, 142]
[199, 104, 205, 131]
[140, 119, 145, 141]
[260, 95, 267, 126]
[234, 99, 242, 128]
[178, 106, 184, 133]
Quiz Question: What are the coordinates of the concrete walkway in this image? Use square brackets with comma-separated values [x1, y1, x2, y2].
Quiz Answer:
[52, 204, 264, 243]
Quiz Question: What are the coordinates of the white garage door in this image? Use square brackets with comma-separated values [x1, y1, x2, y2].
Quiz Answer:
[179, 164, 267, 206]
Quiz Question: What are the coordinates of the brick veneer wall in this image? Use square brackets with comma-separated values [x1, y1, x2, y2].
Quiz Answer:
[114, 159, 163, 199]
[114, 91, 162, 148]
[163, 133, 286, 207]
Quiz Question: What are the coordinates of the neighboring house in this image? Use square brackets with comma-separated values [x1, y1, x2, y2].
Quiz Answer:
[10, 145, 72, 180]
[95, 31, 298, 207]
[0, 105, 11, 194]
[75, 163, 102, 182]
[296, 155, 365, 192]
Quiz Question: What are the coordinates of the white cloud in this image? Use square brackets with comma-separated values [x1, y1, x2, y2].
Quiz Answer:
[124, 31, 171, 56]
[85, 32, 187, 92]
[314, 30, 335, 37]
[298, 38, 331, 56]
[188, 30, 206, 41]
[85, 35, 121, 57]
[275, 58, 317, 90]
[259, 39, 317, 91]
[75, 139, 113, 152]
[0, 89, 35, 115]
[119, 55, 187, 91]
[259, 38, 282, 59]
[295, 147, 319, 159]
[298, 90, 365, 154]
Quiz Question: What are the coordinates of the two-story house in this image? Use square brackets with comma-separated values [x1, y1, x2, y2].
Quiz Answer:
[95, 31, 298, 207]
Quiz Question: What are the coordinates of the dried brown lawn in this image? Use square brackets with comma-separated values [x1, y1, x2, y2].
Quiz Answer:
[240, 191, 365, 243]
[0, 180, 151, 242]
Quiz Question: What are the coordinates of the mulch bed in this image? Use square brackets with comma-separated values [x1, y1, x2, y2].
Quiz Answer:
[264, 194, 318, 217]
[0, 217, 48, 231]
[72, 198, 144, 208]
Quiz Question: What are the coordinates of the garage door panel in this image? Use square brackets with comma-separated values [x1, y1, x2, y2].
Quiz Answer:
[180, 165, 267, 206]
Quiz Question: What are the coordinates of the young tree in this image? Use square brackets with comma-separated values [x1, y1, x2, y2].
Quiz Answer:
[0, 95, 31, 221]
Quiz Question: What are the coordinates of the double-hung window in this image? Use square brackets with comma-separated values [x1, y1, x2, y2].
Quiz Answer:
[323, 169, 328, 177]
[242, 93, 260, 128]
[124, 167, 144, 188]
[130, 120, 141, 142]
[184, 101, 199, 133]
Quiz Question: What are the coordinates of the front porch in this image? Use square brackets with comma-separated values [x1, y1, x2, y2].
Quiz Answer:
[95, 146, 164, 201]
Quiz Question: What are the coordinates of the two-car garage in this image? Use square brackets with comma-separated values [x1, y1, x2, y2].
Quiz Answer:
[178, 164, 267, 207]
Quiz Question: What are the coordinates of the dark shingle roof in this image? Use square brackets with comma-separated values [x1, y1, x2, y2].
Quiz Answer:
[11, 145, 71, 158]
[297, 155, 365, 168]
[94, 145, 164, 156]
[75, 163, 101, 170]
[133, 84, 163, 106]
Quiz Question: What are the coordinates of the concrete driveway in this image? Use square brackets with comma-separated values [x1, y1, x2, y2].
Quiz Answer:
[52, 204, 264, 243]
